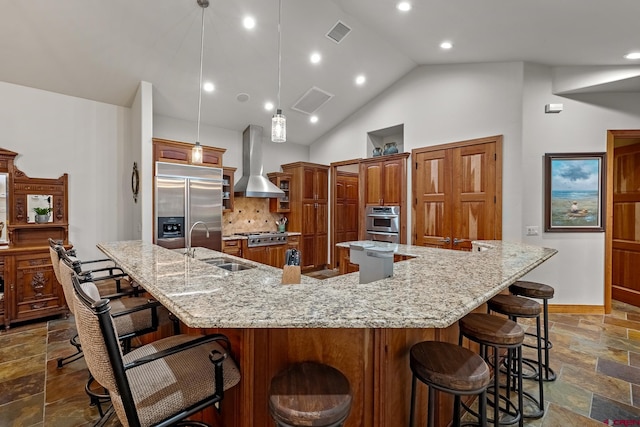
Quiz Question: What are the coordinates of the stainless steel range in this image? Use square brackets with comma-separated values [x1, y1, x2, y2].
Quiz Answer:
[238, 232, 288, 247]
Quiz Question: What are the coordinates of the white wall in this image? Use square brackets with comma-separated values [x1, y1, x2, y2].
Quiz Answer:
[311, 62, 525, 241]
[520, 63, 640, 305]
[0, 81, 133, 259]
[153, 114, 309, 180]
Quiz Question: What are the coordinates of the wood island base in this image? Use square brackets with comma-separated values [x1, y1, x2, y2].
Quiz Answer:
[175, 313, 484, 427]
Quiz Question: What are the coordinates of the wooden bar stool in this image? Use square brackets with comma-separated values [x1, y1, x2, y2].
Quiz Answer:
[488, 294, 544, 419]
[269, 362, 352, 427]
[459, 313, 525, 427]
[509, 280, 556, 381]
[409, 341, 491, 427]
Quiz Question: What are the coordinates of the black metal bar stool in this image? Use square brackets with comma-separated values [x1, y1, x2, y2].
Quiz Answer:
[269, 362, 352, 427]
[488, 294, 545, 419]
[509, 280, 556, 381]
[459, 313, 525, 427]
[409, 341, 491, 427]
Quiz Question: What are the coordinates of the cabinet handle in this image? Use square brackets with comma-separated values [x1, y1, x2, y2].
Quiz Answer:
[439, 237, 451, 244]
[453, 238, 463, 245]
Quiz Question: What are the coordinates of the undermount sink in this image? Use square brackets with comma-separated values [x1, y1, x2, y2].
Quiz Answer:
[216, 263, 253, 271]
[200, 257, 255, 271]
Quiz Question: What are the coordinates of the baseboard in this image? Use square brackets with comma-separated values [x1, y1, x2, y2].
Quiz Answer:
[548, 304, 605, 314]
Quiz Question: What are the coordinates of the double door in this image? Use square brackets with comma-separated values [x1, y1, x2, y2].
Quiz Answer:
[413, 136, 502, 250]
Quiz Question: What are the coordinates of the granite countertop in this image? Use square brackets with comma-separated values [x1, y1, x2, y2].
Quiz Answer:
[97, 240, 556, 330]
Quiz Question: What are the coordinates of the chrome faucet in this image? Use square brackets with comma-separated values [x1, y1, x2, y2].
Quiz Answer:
[186, 221, 210, 258]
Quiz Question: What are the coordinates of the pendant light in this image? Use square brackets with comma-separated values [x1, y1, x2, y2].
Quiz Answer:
[192, 0, 209, 164]
[271, 0, 286, 143]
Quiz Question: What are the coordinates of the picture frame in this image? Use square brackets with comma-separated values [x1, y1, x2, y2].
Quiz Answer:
[544, 152, 606, 232]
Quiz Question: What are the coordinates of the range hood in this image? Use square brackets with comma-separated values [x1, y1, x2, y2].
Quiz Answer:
[234, 125, 285, 198]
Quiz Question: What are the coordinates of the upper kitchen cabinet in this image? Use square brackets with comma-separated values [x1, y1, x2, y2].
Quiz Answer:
[360, 153, 409, 207]
[267, 172, 292, 213]
[222, 167, 236, 212]
[153, 138, 225, 168]
[281, 162, 329, 270]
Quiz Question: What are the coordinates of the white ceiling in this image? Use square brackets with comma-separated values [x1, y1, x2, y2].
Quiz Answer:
[1, 0, 639, 145]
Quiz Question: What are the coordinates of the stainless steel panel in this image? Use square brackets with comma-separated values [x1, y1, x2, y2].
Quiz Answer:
[188, 178, 222, 252]
[156, 177, 186, 217]
[365, 231, 400, 244]
[156, 162, 222, 181]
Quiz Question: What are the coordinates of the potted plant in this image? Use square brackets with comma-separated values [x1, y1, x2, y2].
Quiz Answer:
[33, 207, 52, 224]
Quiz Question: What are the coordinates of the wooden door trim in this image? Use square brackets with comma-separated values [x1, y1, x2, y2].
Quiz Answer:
[411, 135, 503, 245]
[605, 129, 640, 314]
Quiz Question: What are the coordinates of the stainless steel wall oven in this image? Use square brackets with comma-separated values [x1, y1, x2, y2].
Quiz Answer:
[365, 206, 400, 243]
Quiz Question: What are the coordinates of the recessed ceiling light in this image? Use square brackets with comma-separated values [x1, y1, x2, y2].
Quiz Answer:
[243, 16, 256, 30]
[624, 52, 640, 60]
[203, 82, 214, 92]
[264, 101, 274, 111]
[355, 74, 366, 85]
[310, 52, 322, 64]
[440, 41, 453, 50]
[397, 2, 412, 12]
[310, 115, 318, 123]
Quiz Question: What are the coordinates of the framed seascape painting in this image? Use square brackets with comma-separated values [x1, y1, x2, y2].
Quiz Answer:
[544, 152, 606, 232]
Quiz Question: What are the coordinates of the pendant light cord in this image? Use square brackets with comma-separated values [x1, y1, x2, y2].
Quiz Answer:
[196, 3, 206, 143]
[277, 0, 282, 111]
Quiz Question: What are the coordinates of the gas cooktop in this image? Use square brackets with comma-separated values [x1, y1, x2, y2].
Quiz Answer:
[237, 231, 288, 247]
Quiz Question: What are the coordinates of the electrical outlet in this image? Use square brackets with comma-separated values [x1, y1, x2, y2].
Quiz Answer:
[525, 226, 539, 236]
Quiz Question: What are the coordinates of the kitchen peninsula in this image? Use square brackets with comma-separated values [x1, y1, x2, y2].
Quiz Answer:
[97, 240, 556, 427]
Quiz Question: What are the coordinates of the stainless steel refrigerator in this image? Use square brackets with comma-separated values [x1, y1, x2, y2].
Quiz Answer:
[155, 162, 223, 251]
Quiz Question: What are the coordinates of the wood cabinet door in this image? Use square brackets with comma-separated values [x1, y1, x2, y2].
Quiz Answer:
[315, 203, 328, 235]
[314, 168, 329, 202]
[414, 137, 501, 251]
[243, 246, 269, 265]
[414, 149, 452, 248]
[314, 233, 328, 267]
[14, 252, 62, 320]
[362, 161, 383, 206]
[268, 245, 285, 268]
[302, 167, 316, 201]
[302, 202, 316, 235]
[382, 158, 404, 206]
[300, 235, 316, 269]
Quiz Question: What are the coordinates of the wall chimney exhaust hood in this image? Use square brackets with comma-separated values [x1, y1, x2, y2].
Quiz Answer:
[234, 125, 285, 198]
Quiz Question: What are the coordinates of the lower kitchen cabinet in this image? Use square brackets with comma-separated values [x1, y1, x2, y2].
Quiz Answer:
[222, 238, 242, 257]
[242, 242, 285, 268]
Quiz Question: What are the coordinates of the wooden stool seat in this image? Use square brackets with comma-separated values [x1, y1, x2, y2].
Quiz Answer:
[459, 313, 524, 346]
[269, 362, 352, 427]
[509, 281, 554, 299]
[488, 294, 541, 317]
[410, 341, 491, 392]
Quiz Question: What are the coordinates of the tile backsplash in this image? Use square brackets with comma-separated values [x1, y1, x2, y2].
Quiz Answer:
[223, 197, 287, 235]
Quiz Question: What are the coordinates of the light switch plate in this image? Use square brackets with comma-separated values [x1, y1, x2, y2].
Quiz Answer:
[525, 226, 539, 236]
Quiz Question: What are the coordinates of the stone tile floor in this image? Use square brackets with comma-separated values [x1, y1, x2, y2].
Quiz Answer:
[1, 300, 640, 426]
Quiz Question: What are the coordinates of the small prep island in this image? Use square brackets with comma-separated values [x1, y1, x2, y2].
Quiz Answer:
[97, 240, 556, 426]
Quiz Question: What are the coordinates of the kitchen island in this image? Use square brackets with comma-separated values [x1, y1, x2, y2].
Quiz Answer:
[98, 240, 556, 427]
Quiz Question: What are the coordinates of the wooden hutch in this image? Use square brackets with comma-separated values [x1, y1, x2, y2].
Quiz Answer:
[0, 148, 69, 329]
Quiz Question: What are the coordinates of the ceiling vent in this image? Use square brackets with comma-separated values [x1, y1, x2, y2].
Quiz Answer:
[326, 20, 351, 44]
[291, 87, 334, 115]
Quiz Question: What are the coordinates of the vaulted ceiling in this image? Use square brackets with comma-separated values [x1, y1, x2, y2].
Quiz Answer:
[1, 0, 639, 145]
